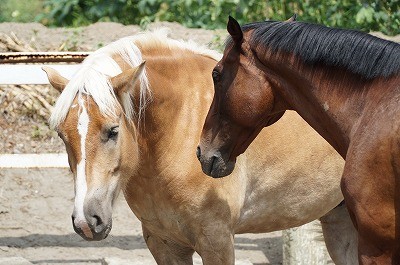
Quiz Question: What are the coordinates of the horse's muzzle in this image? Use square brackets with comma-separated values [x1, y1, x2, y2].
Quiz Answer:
[196, 145, 235, 178]
[72, 215, 112, 241]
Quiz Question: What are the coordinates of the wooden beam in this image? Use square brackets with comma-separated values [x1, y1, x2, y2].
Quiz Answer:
[0, 52, 90, 64]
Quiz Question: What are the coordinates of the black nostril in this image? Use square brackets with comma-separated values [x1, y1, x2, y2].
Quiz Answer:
[93, 215, 103, 226]
[211, 155, 217, 168]
[88, 214, 107, 234]
[196, 146, 201, 159]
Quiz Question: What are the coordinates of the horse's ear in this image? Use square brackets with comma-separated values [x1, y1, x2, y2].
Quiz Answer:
[42, 66, 69, 93]
[286, 14, 297, 22]
[227, 16, 243, 44]
[111, 61, 145, 96]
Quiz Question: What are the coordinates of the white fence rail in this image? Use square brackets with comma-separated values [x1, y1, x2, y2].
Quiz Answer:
[0, 64, 80, 85]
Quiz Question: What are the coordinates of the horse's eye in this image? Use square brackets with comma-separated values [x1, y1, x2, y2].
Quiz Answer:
[108, 126, 119, 140]
[212, 70, 220, 82]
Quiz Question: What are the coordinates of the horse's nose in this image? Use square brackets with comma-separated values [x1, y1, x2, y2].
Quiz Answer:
[197, 146, 235, 178]
[196, 145, 201, 160]
[198, 150, 220, 177]
[87, 214, 108, 234]
[71, 214, 94, 240]
[81, 197, 113, 241]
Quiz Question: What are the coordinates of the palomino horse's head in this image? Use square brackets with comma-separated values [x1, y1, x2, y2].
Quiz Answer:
[44, 43, 148, 240]
[197, 16, 296, 178]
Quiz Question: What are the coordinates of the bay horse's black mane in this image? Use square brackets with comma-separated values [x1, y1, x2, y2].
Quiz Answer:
[240, 21, 400, 80]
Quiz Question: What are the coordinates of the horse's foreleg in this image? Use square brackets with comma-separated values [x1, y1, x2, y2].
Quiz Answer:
[142, 225, 195, 265]
[196, 230, 235, 265]
[319, 201, 358, 265]
[341, 141, 399, 265]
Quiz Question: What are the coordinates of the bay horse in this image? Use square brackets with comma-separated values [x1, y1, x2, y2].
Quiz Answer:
[43, 30, 357, 264]
[197, 16, 400, 264]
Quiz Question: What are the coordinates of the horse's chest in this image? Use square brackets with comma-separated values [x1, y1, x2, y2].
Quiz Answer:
[125, 188, 183, 227]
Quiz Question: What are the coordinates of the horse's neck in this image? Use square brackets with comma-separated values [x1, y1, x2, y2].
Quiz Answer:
[260, 51, 387, 158]
[135, 55, 215, 178]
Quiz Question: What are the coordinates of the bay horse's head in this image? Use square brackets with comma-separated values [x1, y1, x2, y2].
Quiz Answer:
[43, 41, 149, 241]
[197, 16, 295, 178]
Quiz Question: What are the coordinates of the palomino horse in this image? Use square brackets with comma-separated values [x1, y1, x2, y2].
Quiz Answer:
[43, 30, 357, 264]
[197, 16, 400, 264]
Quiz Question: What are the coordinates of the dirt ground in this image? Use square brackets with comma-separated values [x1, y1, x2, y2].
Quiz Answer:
[0, 168, 282, 265]
[0, 22, 282, 265]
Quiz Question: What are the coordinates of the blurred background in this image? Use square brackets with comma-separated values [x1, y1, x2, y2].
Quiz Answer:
[0, 0, 399, 35]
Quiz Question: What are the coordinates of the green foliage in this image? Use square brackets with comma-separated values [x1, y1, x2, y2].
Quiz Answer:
[36, 0, 125, 26]
[2, 0, 398, 36]
[270, 0, 400, 36]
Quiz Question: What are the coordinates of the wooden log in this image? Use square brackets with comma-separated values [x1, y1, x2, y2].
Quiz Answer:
[283, 220, 332, 265]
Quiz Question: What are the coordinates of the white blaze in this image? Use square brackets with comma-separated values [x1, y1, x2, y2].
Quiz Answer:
[74, 96, 89, 225]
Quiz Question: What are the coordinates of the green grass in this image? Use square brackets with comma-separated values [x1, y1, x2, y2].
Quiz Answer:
[0, 0, 44, 23]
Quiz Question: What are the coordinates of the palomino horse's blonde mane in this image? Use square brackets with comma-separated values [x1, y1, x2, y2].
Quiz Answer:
[49, 28, 221, 129]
